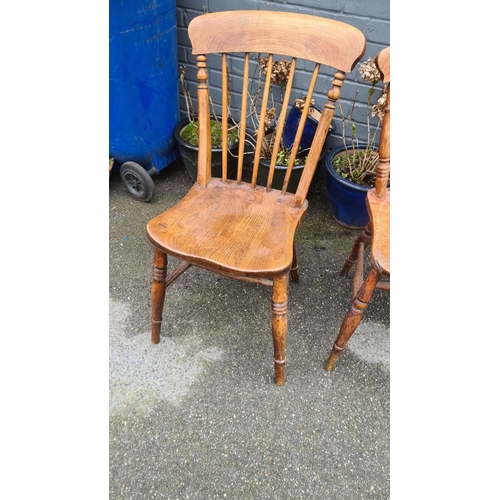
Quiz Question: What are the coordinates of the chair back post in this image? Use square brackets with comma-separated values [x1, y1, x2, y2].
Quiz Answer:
[374, 47, 390, 198]
[196, 54, 212, 187]
[293, 70, 345, 207]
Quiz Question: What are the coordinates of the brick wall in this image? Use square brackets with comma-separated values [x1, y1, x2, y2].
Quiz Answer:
[175, 0, 389, 149]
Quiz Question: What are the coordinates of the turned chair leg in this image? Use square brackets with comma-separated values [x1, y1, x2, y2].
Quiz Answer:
[271, 273, 289, 385]
[340, 223, 372, 276]
[325, 266, 380, 371]
[290, 244, 299, 283]
[151, 249, 167, 344]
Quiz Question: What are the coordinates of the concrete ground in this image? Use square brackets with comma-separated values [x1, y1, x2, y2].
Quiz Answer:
[109, 160, 390, 499]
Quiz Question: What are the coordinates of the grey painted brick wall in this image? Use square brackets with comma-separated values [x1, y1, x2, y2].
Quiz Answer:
[175, 0, 389, 149]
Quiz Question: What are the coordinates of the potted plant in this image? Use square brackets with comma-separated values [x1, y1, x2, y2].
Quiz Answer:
[246, 57, 334, 193]
[253, 97, 334, 192]
[174, 66, 240, 182]
[324, 57, 388, 228]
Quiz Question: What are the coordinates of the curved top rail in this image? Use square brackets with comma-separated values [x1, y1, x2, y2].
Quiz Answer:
[188, 11, 366, 72]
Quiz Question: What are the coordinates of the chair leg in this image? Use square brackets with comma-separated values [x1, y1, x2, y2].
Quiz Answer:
[151, 249, 167, 344]
[340, 223, 372, 277]
[325, 266, 380, 371]
[271, 273, 289, 385]
[290, 244, 299, 283]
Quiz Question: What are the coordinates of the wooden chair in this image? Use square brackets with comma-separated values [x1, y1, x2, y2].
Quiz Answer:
[146, 11, 366, 385]
[325, 47, 390, 372]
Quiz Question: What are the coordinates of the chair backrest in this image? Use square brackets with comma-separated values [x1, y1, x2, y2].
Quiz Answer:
[373, 47, 390, 198]
[187, 11, 366, 208]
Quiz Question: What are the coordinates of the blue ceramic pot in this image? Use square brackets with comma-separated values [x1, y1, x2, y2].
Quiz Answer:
[324, 146, 375, 229]
[282, 104, 335, 153]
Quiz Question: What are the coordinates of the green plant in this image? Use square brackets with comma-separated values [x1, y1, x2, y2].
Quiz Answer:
[332, 148, 378, 185]
[276, 148, 304, 166]
[181, 119, 238, 149]
[179, 66, 239, 149]
[334, 57, 388, 186]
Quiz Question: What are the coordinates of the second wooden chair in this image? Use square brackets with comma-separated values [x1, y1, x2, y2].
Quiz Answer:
[325, 46, 390, 372]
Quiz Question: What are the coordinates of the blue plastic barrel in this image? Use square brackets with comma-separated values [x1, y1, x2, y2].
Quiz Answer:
[109, 0, 179, 174]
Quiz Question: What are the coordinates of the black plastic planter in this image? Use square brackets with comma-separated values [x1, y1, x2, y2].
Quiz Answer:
[174, 117, 239, 182]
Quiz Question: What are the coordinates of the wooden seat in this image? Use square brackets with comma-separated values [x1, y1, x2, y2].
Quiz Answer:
[325, 46, 390, 372]
[146, 10, 366, 385]
[148, 180, 305, 278]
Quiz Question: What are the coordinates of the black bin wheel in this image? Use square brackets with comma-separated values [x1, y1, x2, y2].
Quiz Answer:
[120, 161, 155, 202]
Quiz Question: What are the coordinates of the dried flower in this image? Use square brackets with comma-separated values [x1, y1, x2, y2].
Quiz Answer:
[371, 85, 388, 123]
[259, 57, 292, 86]
[294, 97, 315, 111]
[358, 57, 381, 84]
[264, 107, 276, 130]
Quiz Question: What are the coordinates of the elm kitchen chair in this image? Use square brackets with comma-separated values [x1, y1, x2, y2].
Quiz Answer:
[325, 46, 390, 372]
[146, 10, 366, 385]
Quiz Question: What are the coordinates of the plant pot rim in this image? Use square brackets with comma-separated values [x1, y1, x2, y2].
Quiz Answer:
[174, 116, 239, 152]
[325, 146, 377, 192]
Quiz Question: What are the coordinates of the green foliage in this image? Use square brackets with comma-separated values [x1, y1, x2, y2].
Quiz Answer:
[179, 64, 238, 150]
[276, 148, 306, 166]
[332, 148, 379, 186]
[180, 119, 239, 149]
